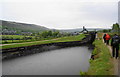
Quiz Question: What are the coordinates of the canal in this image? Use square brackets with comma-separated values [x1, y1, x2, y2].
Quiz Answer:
[2, 46, 92, 75]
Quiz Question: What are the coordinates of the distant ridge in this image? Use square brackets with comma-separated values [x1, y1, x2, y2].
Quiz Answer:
[59, 28, 106, 33]
[1, 20, 49, 33]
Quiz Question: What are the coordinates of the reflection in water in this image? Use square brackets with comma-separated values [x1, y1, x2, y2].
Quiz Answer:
[2, 46, 92, 75]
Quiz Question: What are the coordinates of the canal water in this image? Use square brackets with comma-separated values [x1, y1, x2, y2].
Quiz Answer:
[2, 46, 92, 75]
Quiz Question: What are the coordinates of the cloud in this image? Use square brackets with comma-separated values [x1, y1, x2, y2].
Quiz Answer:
[0, 0, 118, 29]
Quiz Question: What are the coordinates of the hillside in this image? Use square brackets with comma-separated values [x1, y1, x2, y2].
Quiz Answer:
[1, 20, 49, 35]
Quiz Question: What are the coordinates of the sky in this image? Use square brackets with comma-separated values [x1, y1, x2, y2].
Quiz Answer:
[0, 0, 119, 29]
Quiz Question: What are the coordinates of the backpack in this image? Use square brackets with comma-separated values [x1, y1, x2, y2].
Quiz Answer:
[105, 34, 110, 40]
[112, 36, 119, 45]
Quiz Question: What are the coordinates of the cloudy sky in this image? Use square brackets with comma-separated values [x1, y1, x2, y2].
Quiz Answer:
[0, 0, 119, 29]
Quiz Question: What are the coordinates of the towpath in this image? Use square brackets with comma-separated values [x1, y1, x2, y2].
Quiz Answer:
[102, 33, 119, 76]
[107, 45, 120, 76]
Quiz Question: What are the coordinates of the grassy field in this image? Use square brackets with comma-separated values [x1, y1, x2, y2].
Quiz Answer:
[2, 40, 32, 44]
[1, 35, 25, 38]
[1, 34, 85, 49]
[1, 35, 62, 44]
[1, 35, 35, 44]
[80, 33, 114, 75]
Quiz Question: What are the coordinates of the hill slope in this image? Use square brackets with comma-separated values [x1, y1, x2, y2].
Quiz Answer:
[1, 20, 49, 34]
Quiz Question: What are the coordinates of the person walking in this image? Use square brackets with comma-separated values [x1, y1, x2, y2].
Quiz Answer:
[111, 34, 120, 59]
[103, 33, 106, 43]
[105, 33, 111, 45]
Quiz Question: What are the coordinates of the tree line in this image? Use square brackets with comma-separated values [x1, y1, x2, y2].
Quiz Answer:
[98, 23, 120, 35]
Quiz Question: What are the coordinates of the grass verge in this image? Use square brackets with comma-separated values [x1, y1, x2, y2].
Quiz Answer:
[80, 33, 114, 75]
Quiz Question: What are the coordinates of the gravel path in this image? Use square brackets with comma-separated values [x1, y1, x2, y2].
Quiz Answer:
[102, 33, 119, 76]
[107, 45, 119, 75]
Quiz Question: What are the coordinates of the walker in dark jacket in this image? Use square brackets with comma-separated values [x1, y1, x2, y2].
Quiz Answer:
[103, 34, 106, 43]
[111, 34, 120, 59]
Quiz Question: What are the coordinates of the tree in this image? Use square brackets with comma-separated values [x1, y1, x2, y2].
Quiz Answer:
[52, 31, 60, 37]
[47, 31, 52, 37]
[112, 23, 120, 34]
[41, 31, 49, 38]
